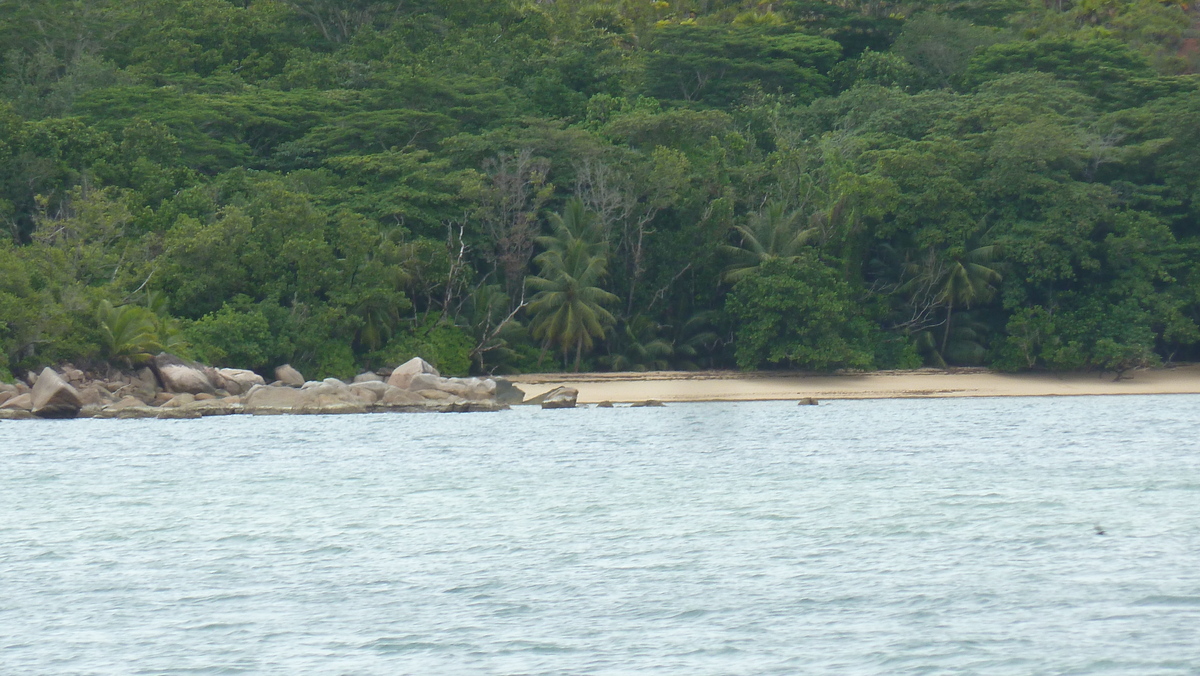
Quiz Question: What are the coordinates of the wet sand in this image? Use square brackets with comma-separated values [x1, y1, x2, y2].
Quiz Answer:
[508, 365, 1200, 404]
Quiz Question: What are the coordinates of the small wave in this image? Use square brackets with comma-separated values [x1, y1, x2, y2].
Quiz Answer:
[1133, 595, 1200, 607]
[302, 545, 351, 555]
[185, 622, 254, 632]
[668, 608, 712, 620]
[365, 638, 454, 653]
[499, 640, 578, 654]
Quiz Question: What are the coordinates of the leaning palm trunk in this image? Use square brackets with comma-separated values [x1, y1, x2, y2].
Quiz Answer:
[942, 300, 953, 353]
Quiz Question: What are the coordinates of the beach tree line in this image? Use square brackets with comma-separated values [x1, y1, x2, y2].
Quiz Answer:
[0, 0, 1198, 380]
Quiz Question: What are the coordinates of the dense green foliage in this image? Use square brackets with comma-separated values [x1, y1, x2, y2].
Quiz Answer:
[1, 0, 1198, 378]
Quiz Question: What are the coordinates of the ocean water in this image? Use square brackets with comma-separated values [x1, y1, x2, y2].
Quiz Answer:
[2, 396, 1199, 675]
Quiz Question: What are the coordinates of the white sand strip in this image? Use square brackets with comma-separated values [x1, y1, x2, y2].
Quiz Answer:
[507, 366, 1200, 404]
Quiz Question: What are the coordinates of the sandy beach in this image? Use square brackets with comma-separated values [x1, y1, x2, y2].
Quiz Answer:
[508, 365, 1200, 404]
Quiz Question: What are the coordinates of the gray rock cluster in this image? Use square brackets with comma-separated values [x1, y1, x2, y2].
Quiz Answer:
[0, 355, 525, 420]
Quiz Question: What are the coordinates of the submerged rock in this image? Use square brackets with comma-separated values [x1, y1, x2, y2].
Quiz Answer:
[31, 368, 83, 419]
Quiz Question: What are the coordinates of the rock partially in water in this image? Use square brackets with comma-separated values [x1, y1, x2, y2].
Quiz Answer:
[631, 400, 666, 408]
[92, 405, 160, 419]
[31, 368, 83, 419]
[494, 378, 526, 405]
[243, 382, 368, 415]
[181, 398, 243, 417]
[797, 398, 819, 406]
[595, 401, 614, 408]
[156, 408, 202, 420]
[443, 400, 508, 413]
[1, 393, 32, 411]
[540, 387, 579, 410]
[0, 408, 35, 420]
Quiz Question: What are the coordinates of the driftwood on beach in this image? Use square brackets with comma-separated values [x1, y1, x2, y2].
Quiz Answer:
[0, 355, 525, 420]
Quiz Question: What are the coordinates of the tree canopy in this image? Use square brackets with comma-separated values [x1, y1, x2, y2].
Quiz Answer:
[1, 0, 1198, 381]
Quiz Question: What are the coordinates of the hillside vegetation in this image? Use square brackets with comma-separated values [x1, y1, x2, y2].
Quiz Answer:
[1, 0, 1198, 379]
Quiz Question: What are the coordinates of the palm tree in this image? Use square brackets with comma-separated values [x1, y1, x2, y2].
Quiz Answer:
[351, 288, 404, 352]
[604, 315, 674, 372]
[527, 199, 619, 371]
[536, 197, 607, 261]
[914, 310, 992, 367]
[97, 300, 162, 367]
[897, 243, 1002, 356]
[144, 291, 189, 355]
[721, 201, 818, 283]
[930, 244, 1001, 352]
[672, 310, 721, 370]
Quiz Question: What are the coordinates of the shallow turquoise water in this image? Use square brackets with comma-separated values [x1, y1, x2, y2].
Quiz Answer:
[2, 396, 1199, 674]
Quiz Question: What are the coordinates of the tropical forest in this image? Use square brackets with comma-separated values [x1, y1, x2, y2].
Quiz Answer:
[1, 0, 1199, 380]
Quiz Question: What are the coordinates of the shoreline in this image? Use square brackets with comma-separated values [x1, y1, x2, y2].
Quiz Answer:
[508, 365, 1200, 404]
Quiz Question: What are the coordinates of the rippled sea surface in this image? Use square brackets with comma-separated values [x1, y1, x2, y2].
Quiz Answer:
[3, 396, 1200, 675]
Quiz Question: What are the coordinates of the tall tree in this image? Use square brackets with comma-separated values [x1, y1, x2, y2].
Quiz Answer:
[526, 199, 618, 371]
